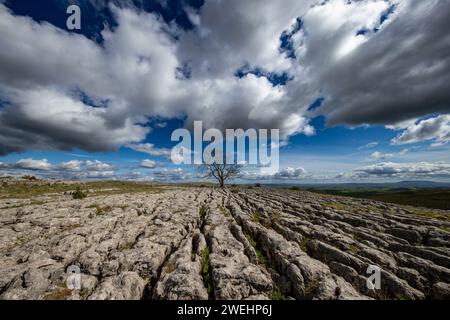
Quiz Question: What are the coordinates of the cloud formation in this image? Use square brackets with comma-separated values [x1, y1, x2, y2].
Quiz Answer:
[355, 161, 450, 179]
[0, 158, 115, 179]
[391, 115, 450, 146]
[0, 0, 449, 157]
[140, 159, 156, 168]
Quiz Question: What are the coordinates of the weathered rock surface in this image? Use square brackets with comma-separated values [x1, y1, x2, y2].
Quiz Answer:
[1, 187, 449, 300]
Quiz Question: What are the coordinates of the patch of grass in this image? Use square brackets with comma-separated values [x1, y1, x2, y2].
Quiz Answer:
[308, 188, 450, 211]
[30, 199, 45, 205]
[0, 180, 166, 200]
[245, 235, 267, 266]
[352, 233, 364, 242]
[200, 248, 213, 299]
[199, 205, 208, 219]
[304, 279, 320, 300]
[219, 206, 231, 217]
[347, 243, 360, 254]
[393, 294, 409, 300]
[79, 288, 90, 300]
[60, 224, 82, 233]
[43, 288, 73, 300]
[117, 240, 136, 250]
[87, 204, 113, 215]
[251, 211, 261, 223]
[174, 208, 187, 214]
[164, 261, 177, 274]
[409, 209, 450, 222]
[271, 212, 282, 224]
[299, 237, 310, 253]
[245, 235, 257, 248]
[255, 249, 267, 266]
[145, 277, 153, 290]
[271, 286, 287, 300]
[1, 198, 46, 209]
[290, 186, 300, 191]
[325, 202, 350, 211]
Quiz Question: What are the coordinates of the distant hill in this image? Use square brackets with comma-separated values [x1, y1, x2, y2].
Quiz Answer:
[266, 180, 450, 190]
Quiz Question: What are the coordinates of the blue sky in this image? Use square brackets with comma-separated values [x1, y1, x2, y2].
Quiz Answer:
[0, 0, 449, 183]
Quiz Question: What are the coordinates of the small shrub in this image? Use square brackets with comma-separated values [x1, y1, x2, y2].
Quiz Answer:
[255, 183, 261, 188]
[22, 175, 37, 181]
[290, 186, 300, 191]
[72, 186, 87, 199]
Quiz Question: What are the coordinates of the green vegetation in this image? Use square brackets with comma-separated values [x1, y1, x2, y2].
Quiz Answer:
[87, 204, 113, 215]
[299, 237, 310, 253]
[199, 205, 208, 219]
[219, 206, 231, 217]
[304, 279, 320, 300]
[0, 180, 166, 200]
[251, 211, 261, 223]
[79, 288, 90, 300]
[309, 188, 450, 210]
[200, 248, 213, 299]
[271, 286, 287, 300]
[255, 248, 267, 266]
[409, 208, 450, 222]
[325, 201, 351, 211]
[21, 175, 37, 181]
[347, 243, 360, 254]
[117, 204, 129, 210]
[245, 234, 257, 248]
[59, 224, 82, 233]
[72, 186, 87, 199]
[43, 288, 73, 300]
[290, 186, 301, 191]
[164, 261, 177, 274]
[245, 235, 268, 266]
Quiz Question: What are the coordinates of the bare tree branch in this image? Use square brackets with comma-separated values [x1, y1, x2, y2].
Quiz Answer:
[198, 162, 241, 188]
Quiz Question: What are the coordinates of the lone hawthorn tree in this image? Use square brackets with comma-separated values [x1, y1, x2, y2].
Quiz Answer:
[199, 162, 241, 188]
